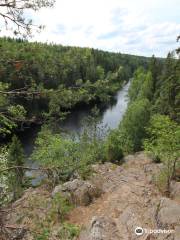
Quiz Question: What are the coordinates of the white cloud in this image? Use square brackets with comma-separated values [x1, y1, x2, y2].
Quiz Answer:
[0, 0, 179, 56]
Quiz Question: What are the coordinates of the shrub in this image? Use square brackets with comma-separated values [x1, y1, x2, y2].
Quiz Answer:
[144, 114, 180, 193]
[106, 98, 151, 158]
[7, 135, 25, 200]
[58, 222, 80, 239]
[32, 114, 107, 183]
[106, 129, 124, 163]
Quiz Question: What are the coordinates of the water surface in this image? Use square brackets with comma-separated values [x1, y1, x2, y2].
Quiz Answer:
[21, 82, 130, 155]
[21, 82, 130, 184]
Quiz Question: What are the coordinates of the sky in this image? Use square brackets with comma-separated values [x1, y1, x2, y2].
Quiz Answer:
[1, 0, 180, 57]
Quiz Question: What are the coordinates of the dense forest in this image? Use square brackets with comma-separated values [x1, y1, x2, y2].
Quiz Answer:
[0, 37, 179, 239]
[0, 1, 179, 239]
[0, 37, 150, 137]
[107, 47, 180, 192]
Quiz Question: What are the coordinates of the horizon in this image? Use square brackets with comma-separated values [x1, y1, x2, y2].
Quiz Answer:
[0, 0, 180, 57]
[0, 36, 162, 59]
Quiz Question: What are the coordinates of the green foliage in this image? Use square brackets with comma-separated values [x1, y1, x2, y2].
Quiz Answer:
[51, 193, 74, 221]
[7, 105, 27, 120]
[148, 54, 162, 93]
[30, 193, 74, 240]
[58, 222, 80, 239]
[0, 0, 55, 37]
[106, 129, 124, 163]
[144, 114, 180, 192]
[0, 113, 17, 136]
[0, 37, 149, 136]
[32, 127, 78, 182]
[35, 229, 50, 240]
[153, 169, 171, 194]
[0, 82, 27, 136]
[0, 147, 10, 205]
[105, 52, 179, 192]
[112, 98, 151, 154]
[152, 53, 179, 121]
[7, 135, 25, 200]
[113, 52, 179, 160]
[0, 82, 18, 136]
[32, 108, 107, 182]
[128, 67, 145, 102]
[0, 82, 9, 107]
[129, 67, 153, 102]
[138, 71, 153, 100]
[96, 65, 105, 79]
[105, 66, 154, 160]
[0, 136, 25, 204]
[8, 135, 24, 168]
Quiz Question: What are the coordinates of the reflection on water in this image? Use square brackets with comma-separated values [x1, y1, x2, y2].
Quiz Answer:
[99, 81, 130, 129]
[21, 81, 130, 157]
[60, 81, 130, 134]
[20, 81, 130, 184]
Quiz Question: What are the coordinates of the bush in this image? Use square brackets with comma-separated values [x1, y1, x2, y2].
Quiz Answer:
[50, 193, 74, 221]
[31, 193, 75, 240]
[144, 114, 180, 193]
[32, 111, 107, 183]
[119, 98, 151, 152]
[106, 98, 151, 158]
[0, 147, 10, 205]
[58, 223, 80, 239]
[8, 136, 25, 188]
[106, 129, 124, 163]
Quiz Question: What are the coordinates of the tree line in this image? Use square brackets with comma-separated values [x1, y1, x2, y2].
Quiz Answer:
[107, 45, 180, 194]
[0, 37, 149, 137]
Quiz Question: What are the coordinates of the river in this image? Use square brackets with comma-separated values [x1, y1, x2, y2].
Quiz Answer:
[20, 81, 130, 184]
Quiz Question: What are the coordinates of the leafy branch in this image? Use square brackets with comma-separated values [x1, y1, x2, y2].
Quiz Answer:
[0, 0, 55, 37]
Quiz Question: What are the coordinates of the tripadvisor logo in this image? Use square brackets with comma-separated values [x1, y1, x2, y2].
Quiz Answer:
[135, 227, 174, 236]
[135, 227, 144, 236]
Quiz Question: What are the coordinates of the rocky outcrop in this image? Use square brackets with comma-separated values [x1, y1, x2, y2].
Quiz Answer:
[170, 181, 180, 201]
[52, 179, 101, 206]
[2, 152, 180, 240]
[79, 216, 120, 240]
[69, 153, 180, 240]
[156, 198, 180, 228]
[174, 226, 180, 240]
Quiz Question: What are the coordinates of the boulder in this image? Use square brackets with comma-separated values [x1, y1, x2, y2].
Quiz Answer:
[144, 163, 164, 184]
[174, 226, 180, 240]
[79, 216, 120, 240]
[123, 152, 153, 165]
[52, 179, 101, 206]
[170, 181, 180, 201]
[156, 198, 180, 228]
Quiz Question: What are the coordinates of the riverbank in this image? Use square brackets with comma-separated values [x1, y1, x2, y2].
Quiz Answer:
[18, 81, 130, 158]
[19, 81, 130, 185]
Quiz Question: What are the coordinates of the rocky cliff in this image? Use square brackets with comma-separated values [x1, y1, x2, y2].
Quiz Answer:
[1, 152, 180, 240]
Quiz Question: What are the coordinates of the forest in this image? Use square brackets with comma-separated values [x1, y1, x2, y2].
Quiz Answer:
[0, 36, 179, 239]
[0, 36, 179, 200]
[0, 37, 149, 137]
[0, 1, 179, 238]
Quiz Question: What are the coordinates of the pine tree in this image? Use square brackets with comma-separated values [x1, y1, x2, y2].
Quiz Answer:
[149, 54, 162, 93]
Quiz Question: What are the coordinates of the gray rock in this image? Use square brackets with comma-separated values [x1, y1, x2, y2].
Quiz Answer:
[156, 198, 180, 228]
[79, 216, 120, 240]
[52, 179, 101, 206]
[174, 226, 180, 240]
[170, 181, 180, 201]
